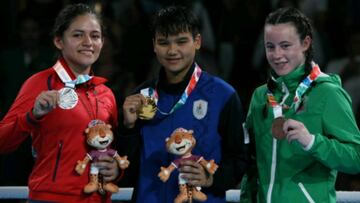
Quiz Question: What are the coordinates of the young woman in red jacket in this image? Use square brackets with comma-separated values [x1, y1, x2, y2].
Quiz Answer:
[0, 3, 121, 203]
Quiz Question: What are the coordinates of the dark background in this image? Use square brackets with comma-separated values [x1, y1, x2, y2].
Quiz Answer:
[0, 0, 360, 202]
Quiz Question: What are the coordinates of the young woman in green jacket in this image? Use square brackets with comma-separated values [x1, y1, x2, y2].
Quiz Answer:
[242, 7, 360, 203]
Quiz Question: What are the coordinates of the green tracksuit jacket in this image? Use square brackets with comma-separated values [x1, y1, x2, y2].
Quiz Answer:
[243, 65, 360, 203]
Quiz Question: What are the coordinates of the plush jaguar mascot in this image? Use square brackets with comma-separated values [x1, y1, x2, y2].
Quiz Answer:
[158, 128, 218, 203]
[75, 120, 129, 194]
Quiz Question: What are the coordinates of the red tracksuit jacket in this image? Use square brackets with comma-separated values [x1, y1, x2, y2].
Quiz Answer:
[0, 58, 118, 203]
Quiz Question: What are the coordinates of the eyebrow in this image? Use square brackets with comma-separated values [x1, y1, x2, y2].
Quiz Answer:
[279, 41, 291, 44]
[71, 29, 101, 33]
[176, 36, 189, 40]
[265, 41, 291, 45]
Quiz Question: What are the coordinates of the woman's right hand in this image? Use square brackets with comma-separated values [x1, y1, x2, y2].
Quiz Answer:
[122, 94, 147, 128]
[32, 90, 59, 118]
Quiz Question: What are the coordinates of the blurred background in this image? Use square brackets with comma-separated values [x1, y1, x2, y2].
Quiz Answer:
[0, 0, 360, 202]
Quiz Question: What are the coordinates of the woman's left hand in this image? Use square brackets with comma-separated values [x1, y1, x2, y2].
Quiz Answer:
[96, 155, 119, 182]
[178, 160, 213, 187]
[283, 119, 313, 147]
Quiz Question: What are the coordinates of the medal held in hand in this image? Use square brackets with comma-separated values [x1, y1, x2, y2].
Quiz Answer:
[271, 117, 287, 139]
[138, 97, 157, 120]
[58, 87, 78, 109]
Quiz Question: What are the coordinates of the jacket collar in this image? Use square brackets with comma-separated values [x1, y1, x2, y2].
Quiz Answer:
[270, 64, 306, 93]
[157, 63, 195, 94]
[57, 57, 107, 86]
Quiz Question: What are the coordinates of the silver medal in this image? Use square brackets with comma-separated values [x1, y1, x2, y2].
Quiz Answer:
[58, 87, 78, 109]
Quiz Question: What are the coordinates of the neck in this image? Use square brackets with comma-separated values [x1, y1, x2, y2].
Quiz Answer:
[182, 152, 192, 158]
[70, 65, 91, 77]
[166, 66, 191, 84]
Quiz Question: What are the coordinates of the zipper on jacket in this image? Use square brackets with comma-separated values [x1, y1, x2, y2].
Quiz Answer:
[52, 140, 63, 182]
[298, 182, 315, 203]
[266, 138, 277, 203]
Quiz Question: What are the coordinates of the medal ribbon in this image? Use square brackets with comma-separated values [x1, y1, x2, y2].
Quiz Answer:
[267, 62, 325, 118]
[141, 63, 202, 115]
[53, 60, 95, 113]
[53, 60, 92, 88]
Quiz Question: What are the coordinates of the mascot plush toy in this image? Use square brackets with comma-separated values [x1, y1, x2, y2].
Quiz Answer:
[75, 120, 129, 194]
[158, 128, 218, 203]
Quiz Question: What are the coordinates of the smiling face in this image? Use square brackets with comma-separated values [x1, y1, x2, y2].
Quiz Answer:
[264, 22, 311, 76]
[54, 14, 103, 75]
[166, 129, 196, 156]
[86, 124, 113, 150]
[153, 32, 201, 83]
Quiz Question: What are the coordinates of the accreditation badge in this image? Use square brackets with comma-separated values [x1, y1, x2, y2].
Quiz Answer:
[58, 87, 78, 109]
[138, 97, 157, 120]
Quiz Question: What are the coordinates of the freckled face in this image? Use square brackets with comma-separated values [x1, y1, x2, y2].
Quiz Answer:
[264, 23, 310, 76]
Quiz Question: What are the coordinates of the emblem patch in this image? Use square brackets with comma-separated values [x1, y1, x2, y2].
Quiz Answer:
[193, 100, 208, 120]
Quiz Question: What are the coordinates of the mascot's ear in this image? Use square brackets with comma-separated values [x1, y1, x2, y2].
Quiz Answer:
[106, 124, 112, 129]
[85, 128, 90, 134]
[189, 129, 194, 134]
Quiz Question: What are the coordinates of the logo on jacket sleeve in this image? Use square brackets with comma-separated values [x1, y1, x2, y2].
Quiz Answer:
[193, 100, 208, 120]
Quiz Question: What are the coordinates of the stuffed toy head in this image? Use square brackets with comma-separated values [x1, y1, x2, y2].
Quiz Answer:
[85, 120, 113, 150]
[166, 128, 195, 156]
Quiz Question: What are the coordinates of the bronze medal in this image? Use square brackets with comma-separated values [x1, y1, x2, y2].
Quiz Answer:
[271, 117, 287, 139]
[138, 97, 157, 120]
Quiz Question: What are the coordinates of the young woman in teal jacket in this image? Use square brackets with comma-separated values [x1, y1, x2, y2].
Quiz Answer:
[241, 7, 360, 203]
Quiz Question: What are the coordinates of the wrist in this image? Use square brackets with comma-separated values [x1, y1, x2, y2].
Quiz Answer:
[114, 169, 125, 183]
[31, 108, 43, 120]
[123, 121, 135, 129]
[303, 134, 315, 151]
[204, 174, 213, 187]
[32, 108, 39, 119]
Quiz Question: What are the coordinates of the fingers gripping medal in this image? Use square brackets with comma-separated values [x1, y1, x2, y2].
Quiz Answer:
[58, 87, 78, 109]
[271, 117, 287, 139]
[138, 97, 157, 120]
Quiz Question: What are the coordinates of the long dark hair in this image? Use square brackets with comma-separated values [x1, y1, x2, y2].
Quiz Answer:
[52, 3, 104, 38]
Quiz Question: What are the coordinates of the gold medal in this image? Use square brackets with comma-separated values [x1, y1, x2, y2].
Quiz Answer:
[271, 117, 286, 139]
[138, 97, 157, 120]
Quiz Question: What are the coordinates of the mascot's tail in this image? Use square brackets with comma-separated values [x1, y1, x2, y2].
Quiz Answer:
[187, 184, 193, 203]
[98, 174, 105, 195]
